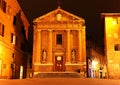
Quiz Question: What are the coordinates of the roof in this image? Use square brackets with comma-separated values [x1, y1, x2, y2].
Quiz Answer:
[101, 13, 120, 17]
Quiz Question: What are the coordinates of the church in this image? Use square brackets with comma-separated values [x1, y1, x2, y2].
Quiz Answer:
[32, 7, 86, 75]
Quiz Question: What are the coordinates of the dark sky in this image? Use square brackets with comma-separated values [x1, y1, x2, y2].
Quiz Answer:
[18, 0, 120, 49]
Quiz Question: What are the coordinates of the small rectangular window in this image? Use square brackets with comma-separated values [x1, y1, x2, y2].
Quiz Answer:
[12, 53, 14, 59]
[114, 44, 120, 51]
[0, 0, 6, 13]
[2, 0, 6, 13]
[0, 23, 4, 37]
[113, 17, 118, 24]
[11, 33, 16, 45]
[0, 0, 2, 9]
[56, 34, 62, 45]
[22, 25, 26, 37]
[13, 16, 16, 25]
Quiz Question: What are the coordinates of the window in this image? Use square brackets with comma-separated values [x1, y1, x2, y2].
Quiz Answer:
[112, 17, 118, 25]
[0, 23, 4, 36]
[22, 25, 26, 37]
[11, 33, 16, 45]
[0, 0, 6, 13]
[12, 53, 14, 59]
[13, 16, 16, 25]
[56, 34, 62, 45]
[2, 0, 6, 12]
[114, 44, 120, 51]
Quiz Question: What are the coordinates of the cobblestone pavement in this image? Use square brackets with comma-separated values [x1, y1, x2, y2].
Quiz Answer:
[0, 78, 120, 85]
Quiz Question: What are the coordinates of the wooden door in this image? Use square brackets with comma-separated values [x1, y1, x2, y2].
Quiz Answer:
[55, 56, 64, 71]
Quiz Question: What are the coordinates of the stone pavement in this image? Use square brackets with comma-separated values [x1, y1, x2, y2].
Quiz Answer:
[0, 78, 120, 85]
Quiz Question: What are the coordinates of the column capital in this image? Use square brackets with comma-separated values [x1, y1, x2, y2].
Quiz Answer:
[77, 29, 82, 32]
[48, 29, 53, 32]
[37, 29, 41, 32]
[66, 29, 71, 32]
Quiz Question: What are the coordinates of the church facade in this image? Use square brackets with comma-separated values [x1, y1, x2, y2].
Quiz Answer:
[33, 7, 86, 75]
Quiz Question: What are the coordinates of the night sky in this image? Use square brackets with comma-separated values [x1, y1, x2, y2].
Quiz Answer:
[18, 0, 120, 50]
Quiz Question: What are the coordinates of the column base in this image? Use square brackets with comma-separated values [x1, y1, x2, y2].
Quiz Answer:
[65, 62, 71, 65]
[33, 64, 53, 73]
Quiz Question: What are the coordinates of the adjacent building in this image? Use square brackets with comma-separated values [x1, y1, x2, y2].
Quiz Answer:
[0, 0, 30, 79]
[33, 7, 86, 75]
[102, 13, 120, 79]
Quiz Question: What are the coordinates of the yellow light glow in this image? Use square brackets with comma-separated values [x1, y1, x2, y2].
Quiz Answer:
[92, 61, 98, 66]
[108, 60, 113, 63]
[112, 20, 117, 25]
[114, 33, 118, 38]
[112, 18, 117, 25]
[92, 61, 98, 69]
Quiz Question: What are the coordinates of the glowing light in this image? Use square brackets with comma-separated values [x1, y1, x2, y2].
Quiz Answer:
[92, 61, 98, 69]
[57, 56, 62, 61]
[108, 60, 113, 63]
[20, 65, 23, 79]
[92, 61, 98, 66]
[112, 18, 118, 25]
[114, 33, 118, 38]
[112, 21, 117, 25]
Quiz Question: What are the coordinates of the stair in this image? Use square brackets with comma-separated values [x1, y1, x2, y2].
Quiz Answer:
[33, 72, 80, 78]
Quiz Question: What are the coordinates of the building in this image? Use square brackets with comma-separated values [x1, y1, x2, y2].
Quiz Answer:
[33, 7, 86, 75]
[0, 0, 30, 79]
[86, 40, 106, 78]
[102, 13, 120, 79]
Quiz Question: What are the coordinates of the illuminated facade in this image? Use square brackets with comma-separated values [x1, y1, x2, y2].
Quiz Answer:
[33, 7, 86, 75]
[0, 0, 29, 79]
[102, 13, 120, 79]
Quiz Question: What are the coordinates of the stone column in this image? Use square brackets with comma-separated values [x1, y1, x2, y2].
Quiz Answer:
[66, 30, 71, 64]
[35, 29, 41, 63]
[48, 30, 53, 64]
[78, 30, 82, 63]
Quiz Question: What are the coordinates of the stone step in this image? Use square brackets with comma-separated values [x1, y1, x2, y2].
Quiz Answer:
[33, 72, 80, 78]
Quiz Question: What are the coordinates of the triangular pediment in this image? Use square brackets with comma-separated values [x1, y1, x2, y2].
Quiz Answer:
[33, 7, 85, 23]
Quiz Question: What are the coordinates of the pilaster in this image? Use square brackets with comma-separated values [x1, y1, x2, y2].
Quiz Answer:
[48, 30, 53, 64]
[66, 30, 71, 64]
[35, 29, 41, 63]
[78, 30, 82, 63]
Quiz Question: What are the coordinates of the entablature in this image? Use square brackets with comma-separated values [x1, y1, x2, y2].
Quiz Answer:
[35, 25, 85, 31]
